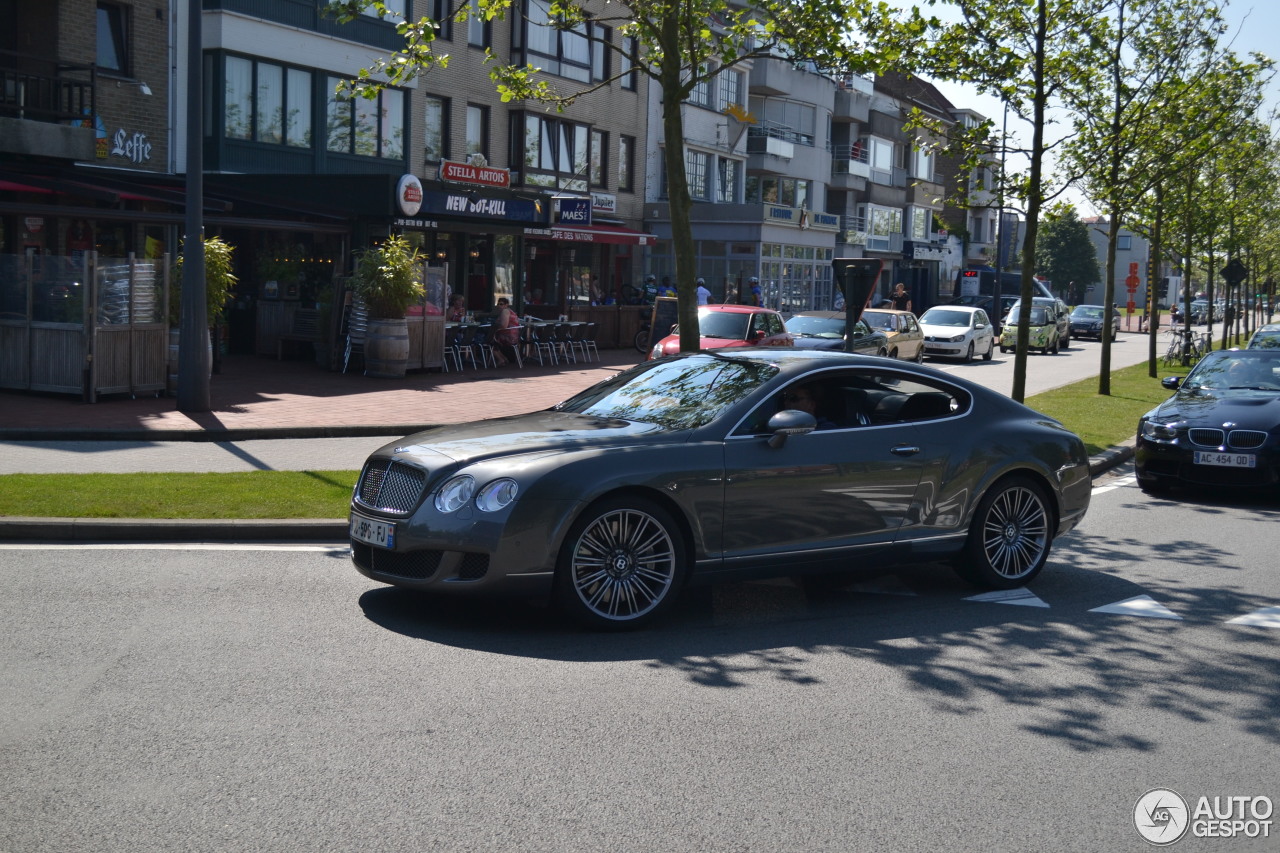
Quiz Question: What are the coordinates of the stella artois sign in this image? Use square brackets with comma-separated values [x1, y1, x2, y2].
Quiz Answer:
[440, 158, 511, 189]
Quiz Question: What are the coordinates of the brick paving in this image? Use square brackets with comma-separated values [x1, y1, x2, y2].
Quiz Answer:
[0, 347, 643, 440]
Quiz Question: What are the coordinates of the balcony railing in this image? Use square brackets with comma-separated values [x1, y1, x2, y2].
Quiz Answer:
[0, 50, 96, 124]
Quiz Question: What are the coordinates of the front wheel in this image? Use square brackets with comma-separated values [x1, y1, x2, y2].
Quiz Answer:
[889, 347, 899, 360]
[633, 328, 650, 353]
[954, 476, 1052, 589]
[963, 342, 974, 363]
[555, 496, 687, 630]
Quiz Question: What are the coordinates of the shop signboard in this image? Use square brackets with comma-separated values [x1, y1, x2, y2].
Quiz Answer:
[554, 197, 592, 226]
[440, 159, 511, 189]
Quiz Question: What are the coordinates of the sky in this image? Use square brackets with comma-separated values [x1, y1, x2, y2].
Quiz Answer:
[914, 1, 1280, 216]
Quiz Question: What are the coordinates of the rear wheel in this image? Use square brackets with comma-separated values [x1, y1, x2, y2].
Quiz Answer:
[954, 476, 1052, 589]
[982, 338, 994, 361]
[889, 347, 899, 360]
[914, 345, 924, 364]
[555, 496, 687, 630]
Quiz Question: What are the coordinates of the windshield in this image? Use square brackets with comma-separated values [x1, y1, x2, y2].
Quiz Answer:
[555, 355, 778, 429]
[920, 309, 972, 327]
[1184, 352, 1280, 390]
[1028, 308, 1048, 325]
[698, 310, 751, 340]
[785, 316, 844, 338]
[1072, 306, 1103, 319]
[862, 311, 896, 331]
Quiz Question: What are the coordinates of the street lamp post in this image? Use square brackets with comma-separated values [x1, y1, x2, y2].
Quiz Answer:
[177, 0, 210, 412]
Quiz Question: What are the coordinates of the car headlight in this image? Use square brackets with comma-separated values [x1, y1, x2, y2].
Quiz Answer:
[475, 478, 519, 512]
[1141, 420, 1180, 441]
[650, 343, 664, 359]
[434, 475, 476, 513]
[949, 334, 966, 342]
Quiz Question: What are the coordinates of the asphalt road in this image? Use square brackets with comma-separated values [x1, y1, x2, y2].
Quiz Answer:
[2, 469, 1276, 852]
[0, 330, 1159, 475]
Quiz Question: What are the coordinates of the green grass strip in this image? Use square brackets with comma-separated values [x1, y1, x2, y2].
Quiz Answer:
[0, 470, 357, 519]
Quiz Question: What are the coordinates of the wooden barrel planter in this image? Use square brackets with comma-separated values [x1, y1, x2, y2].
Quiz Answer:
[364, 317, 410, 378]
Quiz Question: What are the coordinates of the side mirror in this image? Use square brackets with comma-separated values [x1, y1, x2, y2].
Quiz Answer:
[1161, 376, 1182, 390]
[766, 409, 816, 448]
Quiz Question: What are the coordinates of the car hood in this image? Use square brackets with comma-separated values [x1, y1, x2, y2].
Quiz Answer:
[919, 323, 973, 337]
[1152, 386, 1280, 426]
[655, 335, 751, 355]
[373, 411, 674, 469]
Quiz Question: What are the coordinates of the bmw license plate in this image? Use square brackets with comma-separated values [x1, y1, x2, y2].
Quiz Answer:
[350, 512, 395, 549]
[1193, 451, 1256, 468]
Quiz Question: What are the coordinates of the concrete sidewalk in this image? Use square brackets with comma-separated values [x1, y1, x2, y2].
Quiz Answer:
[0, 347, 642, 442]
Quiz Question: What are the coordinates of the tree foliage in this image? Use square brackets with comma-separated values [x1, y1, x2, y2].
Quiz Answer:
[1035, 207, 1099, 304]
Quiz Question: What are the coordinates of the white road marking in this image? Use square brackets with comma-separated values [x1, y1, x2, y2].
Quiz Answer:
[964, 589, 1050, 607]
[1089, 595, 1182, 620]
[1225, 606, 1280, 629]
[1092, 474, 1137, 496]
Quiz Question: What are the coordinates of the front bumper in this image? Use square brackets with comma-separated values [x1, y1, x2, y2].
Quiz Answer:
[1135, 436, 1280, 488]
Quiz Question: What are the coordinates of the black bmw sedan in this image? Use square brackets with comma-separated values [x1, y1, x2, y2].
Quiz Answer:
[350, 349, 1092, 629]
[1136, 349, 1280, 493]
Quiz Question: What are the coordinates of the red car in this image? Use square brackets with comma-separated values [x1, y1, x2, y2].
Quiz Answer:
[648, 304, 793, 359]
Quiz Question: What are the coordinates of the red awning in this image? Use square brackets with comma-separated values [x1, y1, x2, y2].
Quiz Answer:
[525, 223, 657, 245]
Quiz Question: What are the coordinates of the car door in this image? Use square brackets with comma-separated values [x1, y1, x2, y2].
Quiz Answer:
[718, 370, 929, 573]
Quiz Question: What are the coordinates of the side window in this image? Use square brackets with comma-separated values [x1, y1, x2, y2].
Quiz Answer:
[769, 313, 784, 335]
[731, 370, 968, 437]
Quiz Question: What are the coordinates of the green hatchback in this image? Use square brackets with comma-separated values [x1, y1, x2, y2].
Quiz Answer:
[999, 305, 1060, 354]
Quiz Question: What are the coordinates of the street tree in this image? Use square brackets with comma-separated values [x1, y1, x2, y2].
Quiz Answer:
[1058, 0, 1270, 390]
[327, 0, 873, 353]
[852, 0, 1111, 402]
[1035, 206, 1098, 305]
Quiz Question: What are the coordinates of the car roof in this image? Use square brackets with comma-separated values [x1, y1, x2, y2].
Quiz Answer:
[923, 304, 984, 314]
[863, 308, 914, 316]
[789, 311, 851, 320]
[700, 304, 778, 315]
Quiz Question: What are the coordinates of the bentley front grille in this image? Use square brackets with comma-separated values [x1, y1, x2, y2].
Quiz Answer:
[357, 460, 427, 514]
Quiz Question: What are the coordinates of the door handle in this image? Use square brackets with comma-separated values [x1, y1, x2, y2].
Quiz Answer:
[890, 445, 921, 456]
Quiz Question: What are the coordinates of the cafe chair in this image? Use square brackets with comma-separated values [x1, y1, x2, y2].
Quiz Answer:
[526, 322, 559, 366]
[342, 296, 368, 374]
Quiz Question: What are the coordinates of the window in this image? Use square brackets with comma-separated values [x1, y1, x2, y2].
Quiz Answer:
[689, 70, 712, 108]
[686, 150, 710, 200]
[96, 2, 129, 73]
[518, 113, 590, 189]
[911, 144, 933, 181]
[326, 76, 405, 160]
[909, 207, 929, 241]
[590, 23, 611, 82]
[524, 0, 594, 83]
[362, 0, 405, 18]
[590, 129, 607, 188]
[285, 69, 312, 147]
[618, 135, 634, 192]
[719, 70, 742, 111]
[467, 0, 489, 47]
[225, 56, 253, 140]
[1118, 235, 1132, 250]
[717, 158, 740, 203]
[430, 0, 453, 40]
[620, 37, 637, 90]
[223, 56, 312, 147]
[425, 95, 450, 162]
[752, 98, 816, 146]
[466, 104, 488, 159]
[747, 176, 812, 208]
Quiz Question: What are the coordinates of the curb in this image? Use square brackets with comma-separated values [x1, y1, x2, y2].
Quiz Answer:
[0, 442, 1136, 543]
[0, 517, 347, 542]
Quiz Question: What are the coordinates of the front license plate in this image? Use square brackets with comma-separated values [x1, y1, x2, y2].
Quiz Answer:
[1193, 451, 1256, 468]
[350, 513, 396, 549]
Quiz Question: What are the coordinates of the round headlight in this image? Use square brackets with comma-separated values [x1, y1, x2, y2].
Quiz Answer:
[434, 475, 476, 513]
[475, 478, 519, 512]
[650, 343, 664, 359]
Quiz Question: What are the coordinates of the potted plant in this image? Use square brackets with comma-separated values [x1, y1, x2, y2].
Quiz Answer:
[352, 234, 423, 378]
[168, 236, 238, 393]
